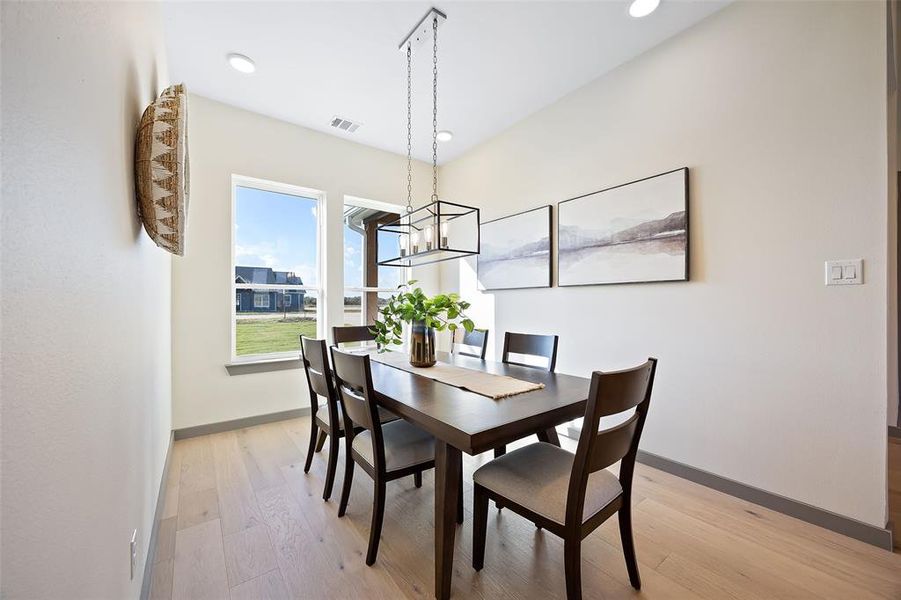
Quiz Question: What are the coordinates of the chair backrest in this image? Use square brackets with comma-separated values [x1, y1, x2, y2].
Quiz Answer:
[501, 332, 558, 372]
[329, 346, 388, 470]
[332, 325, 376, 346]
[299, 336, 341, 429]
[452, 328, 488, 359]
[565, 358, 658, 526]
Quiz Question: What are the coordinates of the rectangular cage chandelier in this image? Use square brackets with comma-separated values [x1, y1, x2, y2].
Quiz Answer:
[378, 200, 480, 267]
[378, 7, 480, 268]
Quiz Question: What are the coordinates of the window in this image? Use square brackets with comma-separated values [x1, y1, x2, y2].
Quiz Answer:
[253, 293, 270, 308]
[343, 196, 409, 327]
[232, 176, 323, 359]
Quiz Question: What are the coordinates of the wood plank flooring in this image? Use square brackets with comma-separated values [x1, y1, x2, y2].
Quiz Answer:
[149, 418, 901, 599]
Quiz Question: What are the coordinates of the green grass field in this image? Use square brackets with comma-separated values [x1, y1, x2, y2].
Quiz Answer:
[235, 317, 318, 356]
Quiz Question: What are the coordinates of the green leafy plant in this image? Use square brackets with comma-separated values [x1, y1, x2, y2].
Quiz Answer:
[370, 280, 474, 351]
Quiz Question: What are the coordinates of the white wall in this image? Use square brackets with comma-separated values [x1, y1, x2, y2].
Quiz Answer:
[890, 0, 901, 430]
[1, 2, 172, 597]
[440, 1, 890, 527]
[172, 96, 437, 429]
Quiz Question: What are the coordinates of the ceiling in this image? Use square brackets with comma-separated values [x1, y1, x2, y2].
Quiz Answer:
[163, 1, 730, 164]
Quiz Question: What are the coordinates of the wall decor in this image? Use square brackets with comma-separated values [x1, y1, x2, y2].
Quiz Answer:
[478, 205, 552, 290]
[135, 83, 190, 256]
[558, 168, 688, 286]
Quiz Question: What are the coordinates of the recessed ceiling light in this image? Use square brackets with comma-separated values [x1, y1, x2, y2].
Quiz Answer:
[629, 0, 660, 18]
[437, 130, 453, 142]
[227, 53, 255, 74]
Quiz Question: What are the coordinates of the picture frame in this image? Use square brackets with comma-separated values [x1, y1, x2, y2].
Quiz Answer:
[477, 205, 552, 290]
[557, 168, 689, 287]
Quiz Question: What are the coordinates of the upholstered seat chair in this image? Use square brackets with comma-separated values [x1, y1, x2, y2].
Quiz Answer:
[472, 359, 658, 600]
[299, 336, 397, 501]
[330, 347, 441, 566]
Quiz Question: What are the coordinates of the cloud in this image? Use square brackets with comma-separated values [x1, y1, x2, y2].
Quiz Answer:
[235, 242, 279, 268]
[291, 263, 318, 287]
[345, 245, 357, 257]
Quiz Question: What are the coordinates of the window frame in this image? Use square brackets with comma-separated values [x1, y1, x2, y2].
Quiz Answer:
[343, 195, 411, 327]
[230, 175, 325, 362]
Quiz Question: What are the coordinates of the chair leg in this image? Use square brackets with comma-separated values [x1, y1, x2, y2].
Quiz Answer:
[303, 421, 319, 473]
[366, 480, 386, 566]
[315, 429, 328, 452]
[472, 485, 489, 570]
[337, 444, 355, 517]
[493, 447, 506, 509]
[414, 471, 422, 488]
[457, 469, 464, 524]
[563, 537, 582, 600]
[322, 431, 340, 501]
[619, 503, 642, 590]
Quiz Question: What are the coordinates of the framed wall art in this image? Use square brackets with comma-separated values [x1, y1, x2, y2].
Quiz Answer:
[557, 168, 688, 286]
[478, 205, 552, 290]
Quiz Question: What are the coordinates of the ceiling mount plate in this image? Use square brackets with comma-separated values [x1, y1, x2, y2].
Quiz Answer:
[398, 7, 447, 50]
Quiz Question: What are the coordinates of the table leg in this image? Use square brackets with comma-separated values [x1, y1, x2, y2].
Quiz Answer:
[435, 440, 462, 600]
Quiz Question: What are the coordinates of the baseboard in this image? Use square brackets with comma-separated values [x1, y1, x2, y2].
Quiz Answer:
[636, 450, 894, 551]
[173, 407, 311, 440]
[140, 431, 175, 600]
[889, 424, 901, 439]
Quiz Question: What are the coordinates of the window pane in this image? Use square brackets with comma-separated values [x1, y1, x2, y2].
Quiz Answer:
[344, 224, 363, 288]
[343, 200, 404, 290]
[377, 229, 404, 289]
[377, 290, 394, 310]
[343, 292, 363, 326]
[235, 289, 318, 356]
[235, 185, 318, 288]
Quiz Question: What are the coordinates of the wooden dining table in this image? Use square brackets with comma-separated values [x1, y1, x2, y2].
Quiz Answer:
[366, 350, 592, 599]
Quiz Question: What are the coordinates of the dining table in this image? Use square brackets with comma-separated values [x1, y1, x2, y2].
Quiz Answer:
[365, 349, 592, 600]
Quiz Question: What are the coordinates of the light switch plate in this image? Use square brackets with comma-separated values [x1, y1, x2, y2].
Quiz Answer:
[825, 259, 863, 286]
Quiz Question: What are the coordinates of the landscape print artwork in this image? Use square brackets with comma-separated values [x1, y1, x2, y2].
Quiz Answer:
[478, 205, 551, 290]
[558, 168, 688, 286]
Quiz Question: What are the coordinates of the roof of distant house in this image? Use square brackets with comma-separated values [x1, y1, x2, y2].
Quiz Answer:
[235, 266, 303, 286]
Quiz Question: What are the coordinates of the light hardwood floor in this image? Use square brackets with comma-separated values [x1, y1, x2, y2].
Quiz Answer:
[149, 417, 901, 599]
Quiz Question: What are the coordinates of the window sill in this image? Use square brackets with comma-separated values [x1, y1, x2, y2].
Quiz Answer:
[225, 355, 302, 376]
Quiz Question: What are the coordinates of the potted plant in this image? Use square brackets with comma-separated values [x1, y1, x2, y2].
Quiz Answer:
[371, 280, 474, 367]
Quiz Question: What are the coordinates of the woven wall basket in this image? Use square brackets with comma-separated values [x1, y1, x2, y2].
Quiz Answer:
[135, 83, 189, 255]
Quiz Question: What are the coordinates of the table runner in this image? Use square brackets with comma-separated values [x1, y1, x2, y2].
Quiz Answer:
[370, 350, 544, 399]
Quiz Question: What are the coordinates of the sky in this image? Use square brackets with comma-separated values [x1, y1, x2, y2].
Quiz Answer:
[235, 186, 403, 290]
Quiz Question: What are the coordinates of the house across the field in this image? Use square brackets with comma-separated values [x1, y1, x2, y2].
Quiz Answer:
[234, 266, 305, 313]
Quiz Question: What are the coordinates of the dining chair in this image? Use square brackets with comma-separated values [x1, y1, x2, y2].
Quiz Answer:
[471, 358, 658, 600]
[502, 331, 558, 371]
[299, 336, 397, 501]
[495, 332, 561, 460]
[451, 327, 489, 359]
[332, 325, 377, 347]
[330, 346, 439, 566]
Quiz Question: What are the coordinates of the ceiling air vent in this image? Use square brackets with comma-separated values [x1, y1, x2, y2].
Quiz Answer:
[330, 116, 362, 133]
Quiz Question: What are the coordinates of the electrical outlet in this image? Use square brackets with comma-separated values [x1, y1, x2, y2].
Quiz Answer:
[130, 529, 138, 580]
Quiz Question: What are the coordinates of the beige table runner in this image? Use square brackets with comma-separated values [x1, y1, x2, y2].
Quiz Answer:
[370, 350, 544, 399]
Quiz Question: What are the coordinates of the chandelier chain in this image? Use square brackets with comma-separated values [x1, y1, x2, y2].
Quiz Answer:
[406, 43, 413, 214]
[431, 15, 439, 201]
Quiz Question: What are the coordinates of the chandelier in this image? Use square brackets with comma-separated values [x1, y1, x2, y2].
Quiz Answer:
[378, 8, 480, 268]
